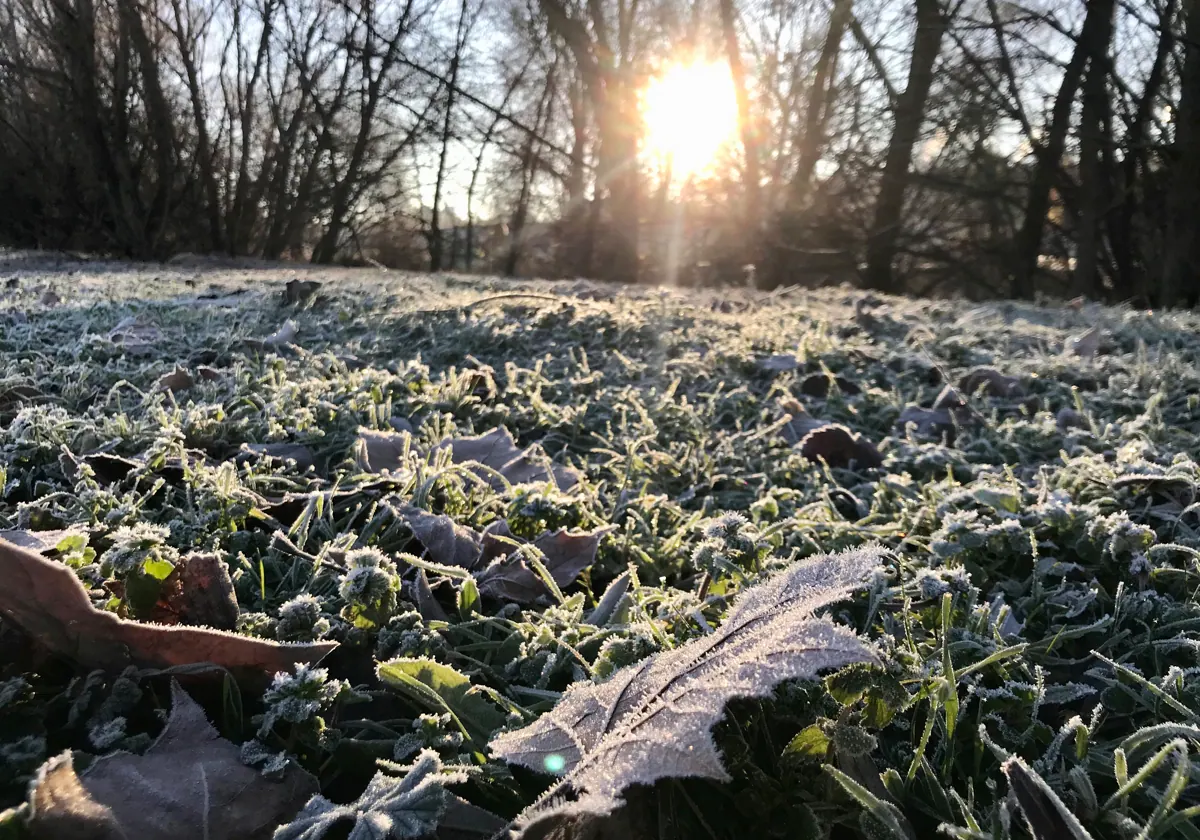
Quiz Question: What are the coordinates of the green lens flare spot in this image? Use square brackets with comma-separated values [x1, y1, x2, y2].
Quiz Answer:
[543, 754, 566, 774]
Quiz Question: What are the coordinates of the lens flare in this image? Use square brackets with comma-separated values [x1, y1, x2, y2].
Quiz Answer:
[642, 61, 739, 177]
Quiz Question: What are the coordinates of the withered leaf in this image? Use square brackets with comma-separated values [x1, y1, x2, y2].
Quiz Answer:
[107, 317, 160, 357]
[435, 427, 580, 490]
[799, 425, 884, 470]
[357, 427, 411, 473]
[490, 547, 883, 822]
[895, 406, 958, 444]
[0, 528, 87, 554]
[196, 366, 223, 382]
[239, 442, 316, 472]
[0, 536, 335, 678]
[799, 373, 861, 397]
[397, 504, 483, 569]
[958, 367, 1024, 398]
[40, 289, 61, 306]
[1067, 326, 1103, 358]
[156, 366, 194, 393]
[475, 522, 607, 603]
[779, 398, 827, 444]
[27, 681, 318, 840]
[146, 553, 240, 630]
[283, 278, 322, 305]
[261, 320, 298, 349]
[758, 354, 800, 373]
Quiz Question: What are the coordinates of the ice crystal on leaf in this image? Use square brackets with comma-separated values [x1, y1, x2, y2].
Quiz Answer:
[489, 546, 884, 823]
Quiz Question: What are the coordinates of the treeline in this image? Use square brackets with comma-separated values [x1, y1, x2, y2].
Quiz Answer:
[0, 0, 1197, 305]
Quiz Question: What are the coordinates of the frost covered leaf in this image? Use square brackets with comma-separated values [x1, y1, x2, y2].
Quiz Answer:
[800, 373, 861, 397]
[377, 658, 507, 748]
[0, 536, 335, 677]
[261, 320, 298, 349]
[895, 406, 958, 443]
[26, 681, 317, 840]
[958, 367, 1024, 398]
[435, 427, 580, 490]
[357, 427, 412, 473]
[799, 425, 883, 470]
[273, 750, 468, 840]
[156, 365, 194, 393]
[107, 316, 161, 357]
[283, 279, 321, 305]
[399, 504, 484, 569]
[1003, 757, 1095, 840]
[476, 522, 607, 604]
[146, 552, 240, 630]
[758, 353, 800, 373]
[240, 443, 316, 472]
[489, 546, 883, 819]
[0, 528, 88, 554]
[1067, 326, 1103, 358]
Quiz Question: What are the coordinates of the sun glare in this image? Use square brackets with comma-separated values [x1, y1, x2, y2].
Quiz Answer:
[642, 62, 739, 178]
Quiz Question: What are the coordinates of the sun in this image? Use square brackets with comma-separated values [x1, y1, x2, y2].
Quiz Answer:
[642, 61, 739, 178]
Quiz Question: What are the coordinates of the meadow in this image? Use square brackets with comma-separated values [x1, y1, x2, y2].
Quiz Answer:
[0, 252, 1198, 839]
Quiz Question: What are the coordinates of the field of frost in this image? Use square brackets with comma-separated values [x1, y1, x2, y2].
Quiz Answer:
[0, 250, 1198, 840]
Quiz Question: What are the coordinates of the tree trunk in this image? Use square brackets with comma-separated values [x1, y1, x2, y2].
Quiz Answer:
[718, 0, 762, 259]
[1113, 0, 1175, 301]
[790, 0, 852, 203]
[863, 0, 948, 295]
[1072, 0, 1115, 298]
[1162, 0, 1200, 307]
[430, 0, 471, 271]
[1012, 0, 1105, 298]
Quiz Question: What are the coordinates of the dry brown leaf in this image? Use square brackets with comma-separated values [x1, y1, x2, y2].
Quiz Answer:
[146, 553, 240, 630]
[798, 425, 884, 470]
[475, 521, 605, 603]
[958, 367, 1024, 398]
[435, 427, 580, 490]
[27, 681, 317, 840]
[779, 398, 827, 444]
[0, 528, 86, 554]
[397, 504, 483, 569]
[283, 279, 321, 305]
[156, 366, 194, 393]
[1067, 326, 1103, 357]
[357, 427, 411, 473]
[758, 354, 800, 373]
[895, 406, 959, 444]
[40, 289, 61, 306]
[262, 320, 298, 348]
[240, 443, 316, 472]
[413, 568, 450, 622]
[799, 373, 861, 397]
[108, 317, 161, 357]
[0, 536, 336, 677]
[196, 365, 223, 382]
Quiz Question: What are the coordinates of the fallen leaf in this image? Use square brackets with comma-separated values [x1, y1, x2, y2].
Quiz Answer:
[146, 553, 240, 630]
[758, 354, 800, 373]
[40, 289, 61, 306]
[108, 316, 160, 356]
[798, 425, 884, 470]
[413, 569, 451, 623]
[239, 443, 316, 472]
[1067, 326, 1103, 358]
[0, 536, 336, 679]
[397, 504, 483, 570]
[436, 427, 580, 490]
[156, 366, 194, 393]
[357, 427, 411, 473]
[779, 398, 827, 444]
[958, 367, 1024, 398]
[0, 528, 86, 554]
[0, 384, 44, 417]
[895, 406, 958, 443]
[262, 320, 298, 348]
[196, 366, 223, 382]
[475, 522, 605, 603]
[799, 374, 861, 397]
[26, 681, 318, 840]
[283, 279, 321, 305]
